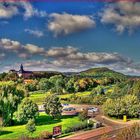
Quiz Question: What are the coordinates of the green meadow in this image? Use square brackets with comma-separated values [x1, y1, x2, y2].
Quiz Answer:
[0, 113, 80, 139]
[29, 91, 91, 105]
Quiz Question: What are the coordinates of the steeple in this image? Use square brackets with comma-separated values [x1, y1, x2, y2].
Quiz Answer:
[20, 64, 24, 72]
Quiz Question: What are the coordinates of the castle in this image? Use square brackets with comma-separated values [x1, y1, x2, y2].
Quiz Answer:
[9, 64, 33, 79]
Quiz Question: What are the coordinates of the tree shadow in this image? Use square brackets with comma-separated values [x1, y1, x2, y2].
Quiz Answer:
[0, 130, 13, 136]
[62, 115, 77, 119]
[36, 115, 76, 126]
[36, 115, 61, 126]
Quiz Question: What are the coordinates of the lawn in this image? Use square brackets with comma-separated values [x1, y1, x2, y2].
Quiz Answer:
[0, 113, 81, 139]
[29, 92, 49, 104]
[29, 91, 91, 105]
[59, 91, 91, 99]
[29, 85, 114, 105]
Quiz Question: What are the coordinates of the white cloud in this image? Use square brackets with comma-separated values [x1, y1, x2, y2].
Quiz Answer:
[19, 2, 47, 19]
[24, 44, 45, 54]
[0, 2, 47, 19]
[0, 38, 21, 51]
[0, 38, 45, 57]
[25, 29, 44, 37]
[18, 53, 29, 59]
[45, 46, 132, 70]
[0, 4, 18, 18]
[48, 13, 95, 36]
[46, 46, 77, 57]
[101, 2, 140, 33]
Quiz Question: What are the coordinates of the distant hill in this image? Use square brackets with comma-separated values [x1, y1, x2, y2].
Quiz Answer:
[31, 71, 63, 79]
[79, 67, 127, 80]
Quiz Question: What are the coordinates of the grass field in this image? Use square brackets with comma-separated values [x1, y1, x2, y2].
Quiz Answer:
[29, 85, 114, 105]
[0, 113, 81, 139]
[59, 91, 91, 99]
[29, 91, 91, 105]
[29, 92, 49, 104]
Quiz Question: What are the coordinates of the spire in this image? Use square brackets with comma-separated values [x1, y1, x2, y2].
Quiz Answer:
[20, 64, 24, 72]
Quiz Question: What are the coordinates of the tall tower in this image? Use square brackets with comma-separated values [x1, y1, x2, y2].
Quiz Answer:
[18, 64, 24, 77]
[20, 64, 24, 72]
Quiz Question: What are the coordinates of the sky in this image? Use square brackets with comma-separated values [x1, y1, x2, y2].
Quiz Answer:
[0, 1, 140, 75]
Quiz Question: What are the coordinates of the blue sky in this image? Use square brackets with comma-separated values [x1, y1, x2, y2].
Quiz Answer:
[0, 1, 140, 75]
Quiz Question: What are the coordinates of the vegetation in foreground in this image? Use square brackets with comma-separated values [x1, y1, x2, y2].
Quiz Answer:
[0, 113, 81, 139]
[116, 123, 140, 140]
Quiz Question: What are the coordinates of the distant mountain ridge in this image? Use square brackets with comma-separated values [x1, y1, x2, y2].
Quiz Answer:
[78, 67, 127, 80]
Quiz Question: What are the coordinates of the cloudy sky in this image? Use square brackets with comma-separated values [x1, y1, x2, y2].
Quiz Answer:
[0, 1, 140, 75]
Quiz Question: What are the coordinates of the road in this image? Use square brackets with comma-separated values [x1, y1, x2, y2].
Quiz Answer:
[38, 104, 140, 140]
[62, 116, 130, 140]
[61, 104, 140, 140]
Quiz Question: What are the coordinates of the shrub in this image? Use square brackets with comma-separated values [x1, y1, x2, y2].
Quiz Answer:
[92, 95, 106, 105]
[60, 98, 68, 101]
[116, 123, 140, 140]
[25, 119, 36, 134]
[19, 134, 31, 140]
[40, 131, 53, 139]
[79, 110, 88, 121]
[64, 121, 94, 133]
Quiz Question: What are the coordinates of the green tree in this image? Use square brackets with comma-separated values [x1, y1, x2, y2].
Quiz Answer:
[38, 78, 52, 91]
[121, 95, 140, 117]
[0, 72, 7, 81]
[103, 95, 140, 118]
[55, 78, 65, 94]
[16, 98, 39, 124]
[132, 80, 140, 100]
[49, 75, 65, 94]
[0, 85, 24, 126]
[96, 86, 105, 95]
[44, 94, 62, 119]
[26, 119, 36, 135]
[66, 78, 75, 93]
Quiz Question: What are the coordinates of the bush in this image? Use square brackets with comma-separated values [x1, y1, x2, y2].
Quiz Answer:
[79, 110, 88, 121]
[40, 131, 53, 139]
[19, 134, 31, 140]
[26, 119, 36, 134]
[60, 98, 68, 101]
[92, 95, 106, 105]
[116, 123, 140, 140]
[64, 121, 94, 133]
[68, 95, 92, 104]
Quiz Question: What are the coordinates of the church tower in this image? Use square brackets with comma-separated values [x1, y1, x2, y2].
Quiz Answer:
[17, 64, 33, 79]
[18, 64, 24, 77]
[20, 64, 24, 72]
